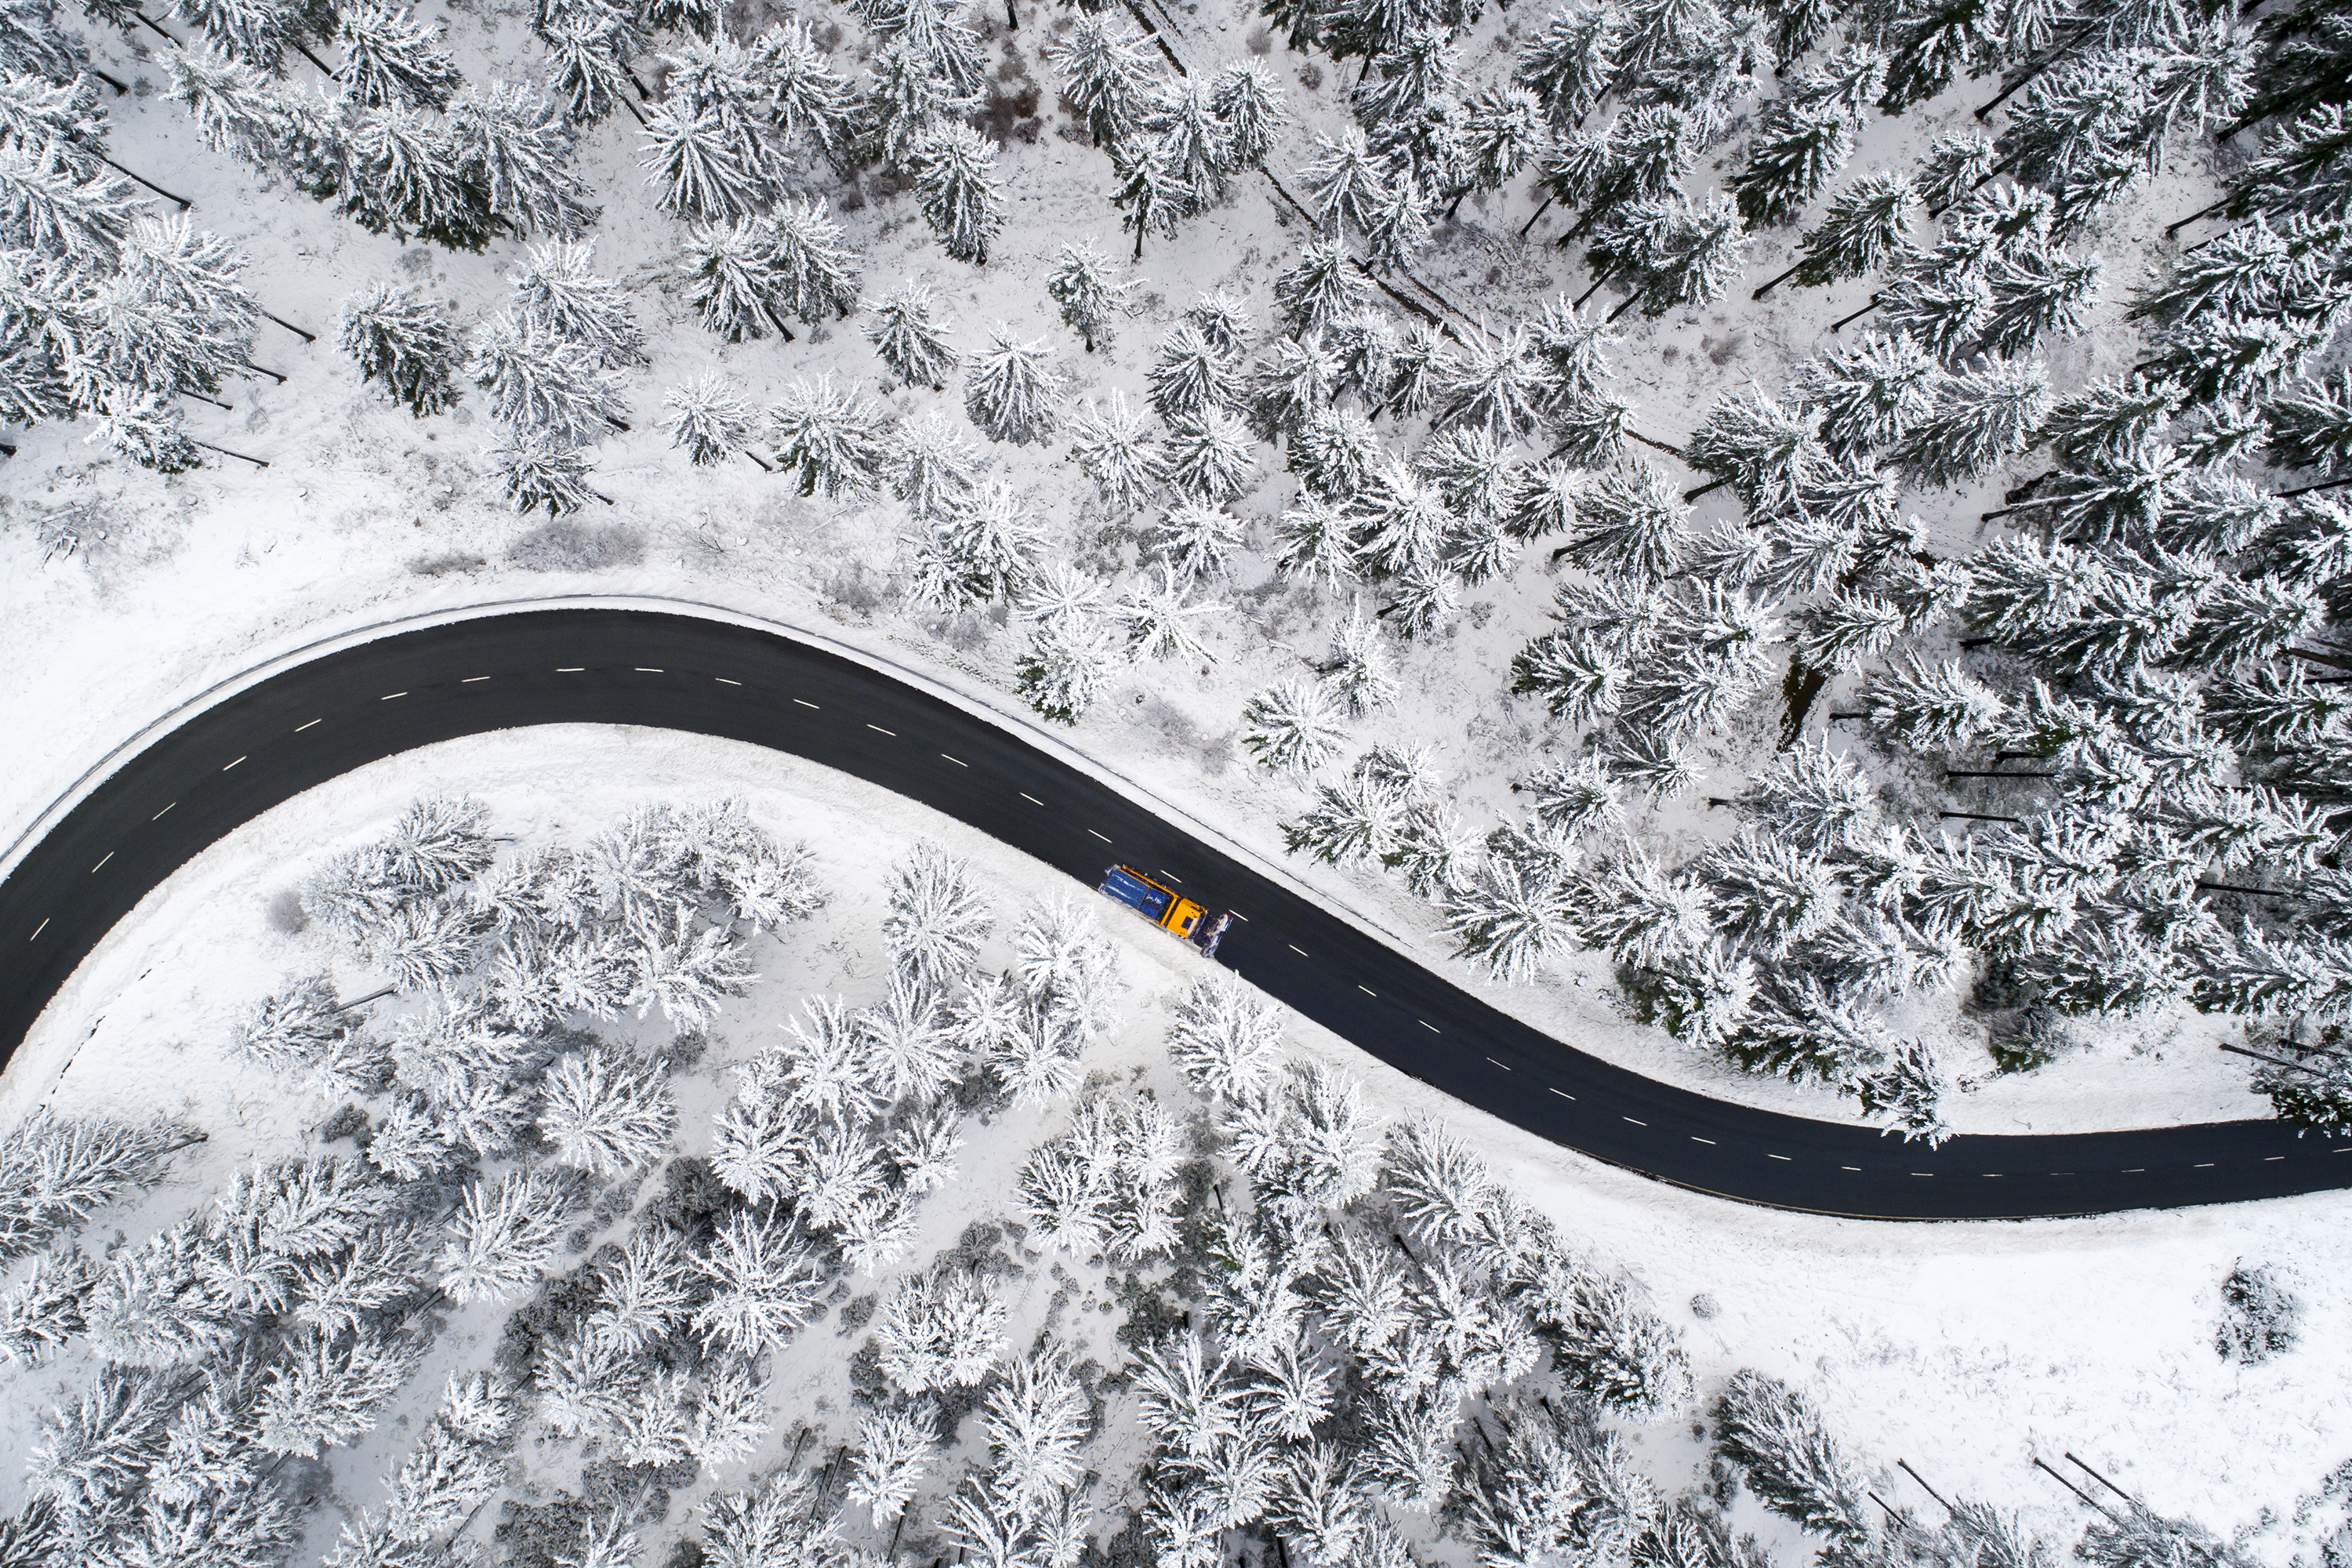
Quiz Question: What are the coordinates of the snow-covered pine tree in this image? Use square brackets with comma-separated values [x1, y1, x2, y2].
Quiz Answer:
[1513, 1, 1616, 129]
[508, 238, 643, 368]
[1614, 191, 1748, 323]
[1273, 240, 1373, 338]
[1849, 1035, 1952, 1144]
[848, 1405, 940, 1528]
[1142, 498, 1240, 584]
[1974, 239, 2102, 357]
[466, 313, 626, 442]
[1116, 562, 1222, 662]
[540, 8, 637, 125]
[887, 412, 978, 517]
[1283, 768, 1408, 867]
[1558, 459, 1689, 583]
[1241, 680, 1347, 773]
[756, 197, 859, 327]
[1015, 612, 1123, 721]
[1247, 333, 1338, 443]
[1535, 1270, 1694, 1420]
[1711, 1369, 1872, 1548]
[1729, 100, 1853, 229]
[677, 219, 786, 342]
[336, 1, 461, 111]
[641, 99, 760, 223]
[1272, 493, 1359, 589]
[661, 372, 760, 466]
[1067, 391, 1162, 514]
[964, 328, 1062, 445]
[448, 81, 598, 238]
[1755, 171, 1917, 299]
[908, 481, 1040, 608]
[882, 842, 992, 993]
[337, 280, 462, 417]
[1046, 14, 1154, 150]
[909, 121, 1003, 265]
[538, 1047, 676, 1176]
[862, 278, 959, 390]
[768, 376, 893, 496]
[1795, 330, 1937, 458]
[1160, 412, 1257, 503]
[1044, 239, 1134, 352]
[0, 1110, 191, 1265]
[488, 428, 604, 515]
[1891, 354, 2051, 488]
[1446, 855, 1576, 983]
[1438, 323, 1555, 441]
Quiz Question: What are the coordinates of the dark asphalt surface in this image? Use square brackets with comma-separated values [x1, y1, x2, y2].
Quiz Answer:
[1, 607, 2337, 1220]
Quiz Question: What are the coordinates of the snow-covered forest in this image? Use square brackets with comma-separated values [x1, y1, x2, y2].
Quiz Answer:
[0, 767, 2328, 1568]
[2, 0, 2352, 1163]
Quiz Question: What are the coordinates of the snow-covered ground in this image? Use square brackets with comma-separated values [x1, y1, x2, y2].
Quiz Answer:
[0, 0, 2266, 1134]
[6, 727, 2345, 1566]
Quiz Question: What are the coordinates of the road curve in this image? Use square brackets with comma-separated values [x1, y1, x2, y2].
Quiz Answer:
[0, 606, 2332, 1220]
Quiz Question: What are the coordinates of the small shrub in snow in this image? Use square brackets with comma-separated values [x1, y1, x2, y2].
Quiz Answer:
[2216, 1261, 2299, 1365]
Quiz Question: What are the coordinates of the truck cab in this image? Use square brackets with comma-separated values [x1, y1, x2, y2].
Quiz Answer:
[1098, 864, 1229, 954]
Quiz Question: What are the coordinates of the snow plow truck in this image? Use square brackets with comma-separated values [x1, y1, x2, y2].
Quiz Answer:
[1097, 865, 1232, 958]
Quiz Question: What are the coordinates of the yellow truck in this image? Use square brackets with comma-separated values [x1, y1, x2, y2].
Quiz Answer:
[1097, 864, 1232, 956]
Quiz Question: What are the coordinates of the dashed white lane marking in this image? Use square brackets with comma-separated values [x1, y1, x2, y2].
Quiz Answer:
[296, 719, 321, 731]
[28, 918, 47, 939]
[942, 753, 966, 767]
[1289, 944, 1308, 956]
[1419, 1019, 1439, 1033]
[91, 852, 111, 873]
[793, 699, 819, 709]
[866, 724, 895, 735]
[1158, 870, 1181, 884]
[1691, 1136, 1715, 1145]
[1089, 829, 1112, 844]
[1624, 1117, 1646, 1127]
[1357, 985, 1376, 996]
[1486, 1057, 1509, 1070]
[1842, 1165, 1860, 1171]
[2194, 1162, 2215, 1168]
[380, 691, 406, 700]
[1767, 1153, 1790, 1162]
[2265, 1155, 2285, 1161]
[635, 666, 663, 673]
[222, 756, 245, 771]
[463, 675, 490, 683]
[2122, 1167, 2143, 1173]
[1229, 911, 1247, 921]
[152, 803, 174, 820]
[1548, 1087, 1573, 1101]
[1021, 793, 1044, 804]
[557, 666, 584, 672]
[715, 677, 740, 685]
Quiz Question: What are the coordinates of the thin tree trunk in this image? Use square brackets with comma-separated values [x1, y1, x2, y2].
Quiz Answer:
[2165, 192, 2234, 238]
[240, 361, 288, 384]
[742, 448, 774, 472]
[292, 41, 339, 77]
[2198, 880, 2288, 897]
[1627, 429, 1684, 459]
[1518, 195, 1552, 238]
[1605, 292, 1642, 324]
[2033, 1457, 2123, 1523]
[1937, 809, 2020, 822]
[334, 985, 398, 1012]
[1828, 292, 1883, 332]
[133, 9, 176, 43]
[621, 95, 649, 129]
[1006, 0, 1018, 28]
[183, 390, 232, 410]
[2278, 474, 2352, 499]
[90, 66, 128, 94]
[260, 308, 317, 343]
[1685, 476, 1729, 501]
[1572, 267, 1611, 309]
[1124, 1, 1186, 74]
[101, 155, 192, 208]
[1897, 1460, 1955, 1515]
[2216, 76, 2332, 141]
[2218, 1040, 2324, 1076]
[606, 416, 632, 434]
[194, 438, 269, 468]
[2004, 470, 2056, 503]
[1751, 253, 1813, 299]
[630, 69, 655, 101]
[590, 486, 616, 506]
[1974, 10, 2107, 122]
[1945, 769, 2055, 779]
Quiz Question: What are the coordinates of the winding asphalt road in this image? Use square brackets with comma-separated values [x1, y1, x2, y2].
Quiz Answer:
[1, 606, 2336, 1220]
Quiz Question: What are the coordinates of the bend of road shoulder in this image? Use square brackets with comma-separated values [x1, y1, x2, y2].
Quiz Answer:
[0, 606, 2331, 1221]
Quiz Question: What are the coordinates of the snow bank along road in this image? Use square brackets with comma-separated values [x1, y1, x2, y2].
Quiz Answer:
[2, 606, 2338, 1221]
